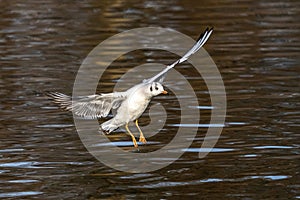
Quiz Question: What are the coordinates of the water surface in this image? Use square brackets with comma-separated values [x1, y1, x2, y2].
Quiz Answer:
[0, 0, 299, 199]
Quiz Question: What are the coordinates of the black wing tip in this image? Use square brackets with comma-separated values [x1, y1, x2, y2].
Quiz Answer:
[45, 91, 72, 111]
[45, 91, 56, 98]
[45, 91, 69, 97]
[45, 92, 71, 105]
[196, 27, 214, 42]
[45, 91, 63, 99]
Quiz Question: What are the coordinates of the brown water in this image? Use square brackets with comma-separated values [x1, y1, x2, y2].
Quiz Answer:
[1, 0, 299, 199]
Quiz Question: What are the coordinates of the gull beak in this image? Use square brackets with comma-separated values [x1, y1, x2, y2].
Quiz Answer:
[162, 90, 168, 95]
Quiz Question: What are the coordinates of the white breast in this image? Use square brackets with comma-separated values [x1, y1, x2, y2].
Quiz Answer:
[114, 85, 150, 123]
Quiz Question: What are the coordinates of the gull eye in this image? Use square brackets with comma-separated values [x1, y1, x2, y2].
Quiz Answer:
[155, 83, 159, 90]
[150, 86, 153, 92]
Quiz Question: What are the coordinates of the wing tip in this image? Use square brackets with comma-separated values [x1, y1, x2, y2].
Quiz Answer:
[45, 91, 72, 110]
[45, 91, 68, 98]
[196, 27, 214, 42]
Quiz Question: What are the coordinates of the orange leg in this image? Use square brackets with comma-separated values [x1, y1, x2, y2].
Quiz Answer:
[136, 119, 147, 144]
[125, 123, 138, 148]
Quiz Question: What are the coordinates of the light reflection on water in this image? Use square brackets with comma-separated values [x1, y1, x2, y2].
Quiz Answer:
[0, 0, 299, 199]
[0, 191, 44, 198]
[126, 175, 291, 189]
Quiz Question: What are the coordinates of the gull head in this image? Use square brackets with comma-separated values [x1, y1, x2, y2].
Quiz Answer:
[147, 82, 168, 97]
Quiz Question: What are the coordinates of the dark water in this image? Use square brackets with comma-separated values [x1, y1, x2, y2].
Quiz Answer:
[1, 0, 299, 199]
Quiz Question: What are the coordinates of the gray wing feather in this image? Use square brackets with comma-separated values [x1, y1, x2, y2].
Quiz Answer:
[143, 27, 213, 84]
[47, 92, 126, 119]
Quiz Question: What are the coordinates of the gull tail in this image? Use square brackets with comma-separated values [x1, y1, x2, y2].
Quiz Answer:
[100, 119, 119, 134]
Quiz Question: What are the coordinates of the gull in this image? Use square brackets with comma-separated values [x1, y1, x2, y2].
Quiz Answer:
[47, 27, 213, 148]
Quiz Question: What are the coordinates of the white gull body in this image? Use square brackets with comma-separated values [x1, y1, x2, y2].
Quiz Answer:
[47, 28, 213, 147]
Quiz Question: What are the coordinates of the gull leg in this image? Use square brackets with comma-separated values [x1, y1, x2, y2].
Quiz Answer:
[125, 123, 138, 148]
[136, 119, 147, 144]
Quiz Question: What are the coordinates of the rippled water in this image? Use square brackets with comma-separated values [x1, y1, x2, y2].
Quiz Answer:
[1, 0, 299, 199]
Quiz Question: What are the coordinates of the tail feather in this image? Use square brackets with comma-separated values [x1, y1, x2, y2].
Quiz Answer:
[100, 119, 119, 134]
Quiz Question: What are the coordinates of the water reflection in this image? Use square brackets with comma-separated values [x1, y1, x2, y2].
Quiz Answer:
[0, 191, 43, 198]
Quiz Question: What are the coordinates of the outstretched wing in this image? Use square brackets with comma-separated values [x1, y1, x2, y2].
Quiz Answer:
[143, 27, 213, 84]
[46, 92, 127, 119]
